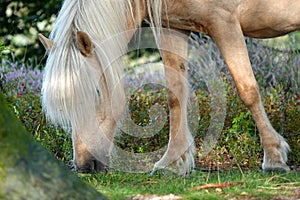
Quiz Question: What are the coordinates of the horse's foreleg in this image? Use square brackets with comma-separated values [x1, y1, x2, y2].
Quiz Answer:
[151, 30, 195, 175]
[209, 18, 290, 172]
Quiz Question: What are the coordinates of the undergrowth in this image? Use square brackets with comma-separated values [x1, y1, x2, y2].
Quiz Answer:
[0, 35, 299, 171]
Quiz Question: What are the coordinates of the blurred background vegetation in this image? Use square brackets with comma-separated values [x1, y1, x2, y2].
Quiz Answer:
[2, 0, 300, 62]
[0, 0, 62, 61]
[0, 1, 299, 171]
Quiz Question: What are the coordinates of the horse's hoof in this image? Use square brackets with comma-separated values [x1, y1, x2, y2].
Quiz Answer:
[150, 167, 158, 176]
[262, 168, 290, 175]
[262, 164, 290, 175]
[262, 162, 290, 172]
[150, 167, 165, 176]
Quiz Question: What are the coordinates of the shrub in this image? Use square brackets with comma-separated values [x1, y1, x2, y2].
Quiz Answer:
[115, 83, 169, 153]
[0, 54, 72, 163]
[1, 33, 299, 170]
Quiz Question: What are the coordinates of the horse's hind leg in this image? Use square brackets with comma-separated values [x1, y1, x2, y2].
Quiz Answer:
[209, 17, 290, 172]
[151, 30, 195, 175]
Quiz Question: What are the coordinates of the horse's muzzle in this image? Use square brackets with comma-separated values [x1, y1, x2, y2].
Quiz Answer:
[74, 158, 108, 173]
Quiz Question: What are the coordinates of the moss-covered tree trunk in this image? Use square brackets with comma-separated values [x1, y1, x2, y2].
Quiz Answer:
[0, 92, 106, 200]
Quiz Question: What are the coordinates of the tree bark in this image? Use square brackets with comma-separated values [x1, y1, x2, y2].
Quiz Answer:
[0, 92, 106, 200]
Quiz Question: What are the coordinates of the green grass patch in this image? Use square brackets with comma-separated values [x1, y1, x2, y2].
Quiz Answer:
[80, 170, 300, 199]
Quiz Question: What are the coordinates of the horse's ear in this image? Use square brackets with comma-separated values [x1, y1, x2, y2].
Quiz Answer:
[77, 31, 94, 57]
[38, 33, 53, 51]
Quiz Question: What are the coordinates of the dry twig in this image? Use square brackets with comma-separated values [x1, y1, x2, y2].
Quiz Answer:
[187, 182, 244, 191]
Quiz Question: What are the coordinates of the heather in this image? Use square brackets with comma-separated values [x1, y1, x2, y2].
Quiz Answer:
[0, 35, 299, 171]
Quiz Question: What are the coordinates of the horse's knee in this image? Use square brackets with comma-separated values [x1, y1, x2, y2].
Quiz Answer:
[237, 82, 260, 108]
[167, 78, 188, 109]
[167, 91, 180, 109]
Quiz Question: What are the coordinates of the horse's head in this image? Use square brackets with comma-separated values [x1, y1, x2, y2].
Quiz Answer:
[39, 31, 122, 173]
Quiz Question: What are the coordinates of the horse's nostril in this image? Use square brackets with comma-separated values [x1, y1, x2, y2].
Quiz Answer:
[75, 163, 94, 173]
[93, 160, 108, 173]
[74, 159, 107, 173]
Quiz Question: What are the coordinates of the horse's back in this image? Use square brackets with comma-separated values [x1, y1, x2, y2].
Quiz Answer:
[161, 0, 300, 38]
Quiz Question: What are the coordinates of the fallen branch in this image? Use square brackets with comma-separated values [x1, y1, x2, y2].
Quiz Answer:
[187, 182, 244, 191]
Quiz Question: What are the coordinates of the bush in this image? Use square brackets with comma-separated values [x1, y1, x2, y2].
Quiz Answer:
[115, 83, 169, 153]
[0, 1, 62, 60]
[225, 111, 260, 167]
[1, 54, 72, 163]
[1, 34, 299, 170]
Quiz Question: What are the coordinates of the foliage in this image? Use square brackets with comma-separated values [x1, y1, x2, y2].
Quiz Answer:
[0, 54, 72, 163]
[0, 1, 157, 62]
[189, 33, 300, 95]
[264, 87, 300, 166]
[224, 110, 261, 167]
[0, 53, 42, 96]
[115, 84, 169, 153]
[0, 0, 62, 60]
[246, 37, 300, 95]
[6, 93, 72, 163]
[0, 39, 13, 59]
[1, 34, 299, 170]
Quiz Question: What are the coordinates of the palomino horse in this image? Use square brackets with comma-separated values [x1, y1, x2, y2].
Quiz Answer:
[39, 0, 298, 174]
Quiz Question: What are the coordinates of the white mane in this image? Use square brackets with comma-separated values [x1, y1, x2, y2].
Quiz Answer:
[42, 0, 163, 131]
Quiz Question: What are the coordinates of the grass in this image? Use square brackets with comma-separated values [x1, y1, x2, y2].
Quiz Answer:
[1, 34, 299, 199]
[79, 170, 300, 199]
